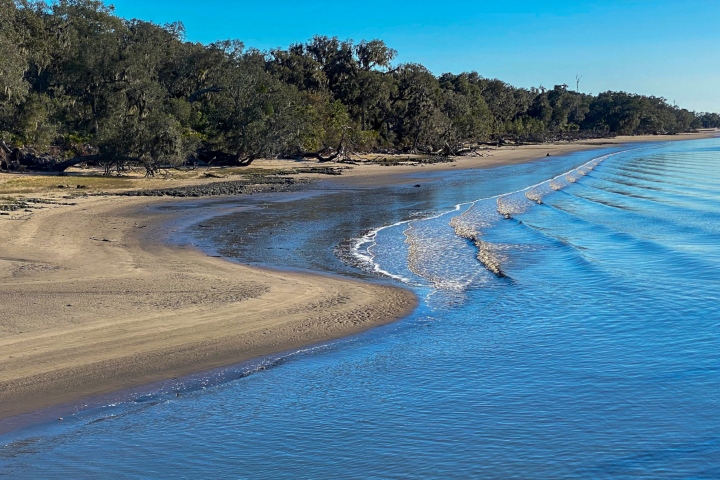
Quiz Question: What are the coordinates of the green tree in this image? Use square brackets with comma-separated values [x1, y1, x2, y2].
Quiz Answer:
[0, 1, 28, 104]
[391, 64, 448, 152]
[438, 72, 493, 145]
[200, 52, 305, 164]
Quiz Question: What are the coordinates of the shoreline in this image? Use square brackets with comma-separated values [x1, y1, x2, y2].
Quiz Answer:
[251, 131, 719, 188]
[0, 196, 417, 431]
[0, 131, 716, 434]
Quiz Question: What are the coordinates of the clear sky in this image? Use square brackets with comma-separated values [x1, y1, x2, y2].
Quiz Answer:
[109, 0, 720, 113]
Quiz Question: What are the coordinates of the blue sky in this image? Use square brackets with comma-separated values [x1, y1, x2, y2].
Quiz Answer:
[109, 0, 720, 113]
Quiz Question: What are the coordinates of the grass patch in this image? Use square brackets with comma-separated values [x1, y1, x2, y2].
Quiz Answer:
[0, 163, 349, 197]
[0, 174, 141, 195]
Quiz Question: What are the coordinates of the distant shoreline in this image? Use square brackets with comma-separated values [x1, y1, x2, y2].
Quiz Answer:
[298, 131, 720, 188]
[0, 130, 716, 434]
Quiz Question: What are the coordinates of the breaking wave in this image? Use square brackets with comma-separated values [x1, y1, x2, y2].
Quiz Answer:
[352, 150, 629, 290]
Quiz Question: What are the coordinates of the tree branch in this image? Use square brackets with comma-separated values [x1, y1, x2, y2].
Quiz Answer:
[188, 85, 224, 103]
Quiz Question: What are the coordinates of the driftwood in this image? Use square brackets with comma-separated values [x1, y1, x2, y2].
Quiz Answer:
[301, 148, 343, 163]
[195, 149, 262, 167]
[300, 133, 347, 162]
[50, 155, 103, 172]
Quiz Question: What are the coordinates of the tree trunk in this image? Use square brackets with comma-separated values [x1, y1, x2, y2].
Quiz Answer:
[237, 155, 257, 166]
[301, 134, 346, 162]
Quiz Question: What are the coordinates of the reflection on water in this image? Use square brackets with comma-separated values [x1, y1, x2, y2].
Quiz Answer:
[2, 138, 720, 478]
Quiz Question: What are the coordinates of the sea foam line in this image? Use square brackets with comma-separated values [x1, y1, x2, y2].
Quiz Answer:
[351, 203, 463, 283]
[351, 146, 650, 284]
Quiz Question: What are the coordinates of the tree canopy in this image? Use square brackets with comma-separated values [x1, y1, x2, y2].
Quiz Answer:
[1, 0, 717, 173]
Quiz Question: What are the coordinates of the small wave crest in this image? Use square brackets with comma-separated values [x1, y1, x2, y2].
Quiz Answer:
[525, 181, 553, 204]
[449, 200, 508, 277]
[349, 148, 632, 290]
[404, 211, 488, 291]
[497, 191, 535, 218]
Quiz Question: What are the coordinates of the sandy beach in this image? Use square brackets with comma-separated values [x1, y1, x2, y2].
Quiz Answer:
[0, 131, 716, 429]
[278, 132, 718, 187]
[0, 196, 417, 425]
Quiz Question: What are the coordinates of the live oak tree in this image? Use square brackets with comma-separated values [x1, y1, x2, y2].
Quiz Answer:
[0, 0, 713, 173]
[0, 0, 28, 105]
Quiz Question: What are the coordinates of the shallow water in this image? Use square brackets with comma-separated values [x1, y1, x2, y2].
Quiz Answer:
[2, 138, 720, 478]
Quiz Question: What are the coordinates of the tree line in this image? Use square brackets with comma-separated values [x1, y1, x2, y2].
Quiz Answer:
[1, 0, 719, 174]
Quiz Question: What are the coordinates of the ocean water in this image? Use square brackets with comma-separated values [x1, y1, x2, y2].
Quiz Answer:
[2, 138, 720, 478]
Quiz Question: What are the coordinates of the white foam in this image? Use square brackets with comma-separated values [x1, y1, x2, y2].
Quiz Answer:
[350, 147, 644, 287]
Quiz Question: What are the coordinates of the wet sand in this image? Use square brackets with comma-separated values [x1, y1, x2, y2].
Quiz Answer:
[0, 131, 716, 429]
[0, 196, 416, 426]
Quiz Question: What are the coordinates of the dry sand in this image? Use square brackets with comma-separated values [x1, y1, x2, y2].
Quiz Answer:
[253, 132, 719, 187]
[0, 131, 716, 428]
